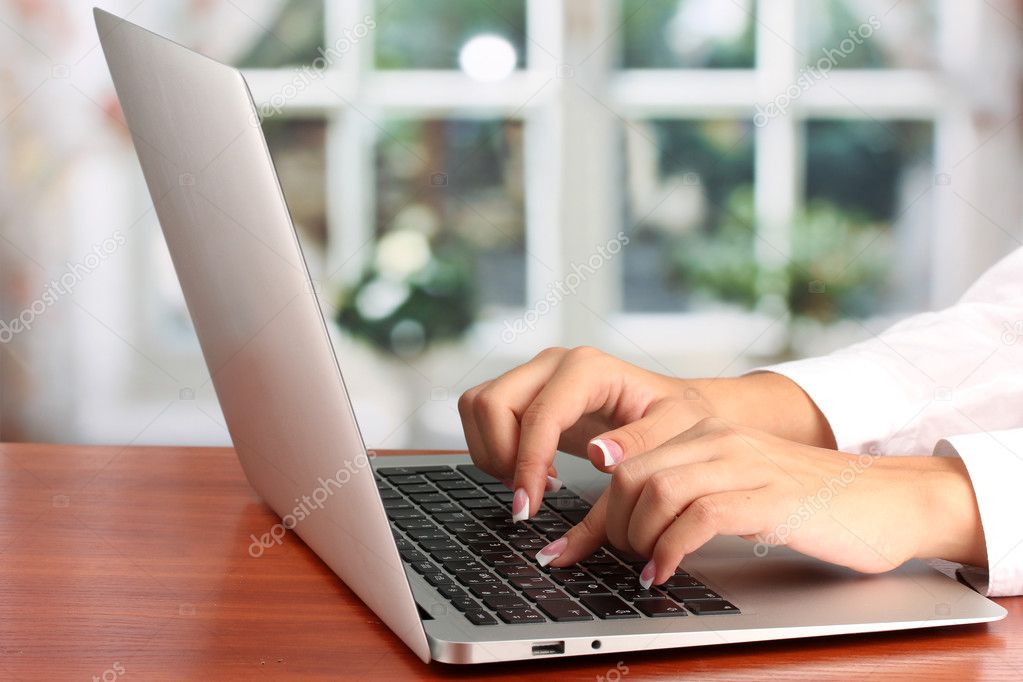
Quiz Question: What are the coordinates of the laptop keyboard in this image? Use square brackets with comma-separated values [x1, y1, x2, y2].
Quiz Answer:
[376, 464, 739, 626]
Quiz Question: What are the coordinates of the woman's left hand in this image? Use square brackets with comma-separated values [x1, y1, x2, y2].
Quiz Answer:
[539, 417, 986, 586]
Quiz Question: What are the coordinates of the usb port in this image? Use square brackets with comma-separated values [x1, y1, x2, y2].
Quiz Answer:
[531, 641, 565, 656]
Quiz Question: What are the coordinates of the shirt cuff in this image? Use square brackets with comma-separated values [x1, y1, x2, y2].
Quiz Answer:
[935, 430, 1023, 597]
[750, 354, 918, 454]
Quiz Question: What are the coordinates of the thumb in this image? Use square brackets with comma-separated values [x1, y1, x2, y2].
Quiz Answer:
[535, 489, 608, 568]
[587, 401, 692, 472]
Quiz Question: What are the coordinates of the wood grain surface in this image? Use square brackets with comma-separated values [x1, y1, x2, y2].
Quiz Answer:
[1, 443, 1020, 680]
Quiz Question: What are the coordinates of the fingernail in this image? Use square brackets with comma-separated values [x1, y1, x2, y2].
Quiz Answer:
[535, 536, 567, 567]
[639, 560, 656, 590]
[511, 488, 529, 522]
[590, 437, 623, 467]
[545, 475, 563, 492]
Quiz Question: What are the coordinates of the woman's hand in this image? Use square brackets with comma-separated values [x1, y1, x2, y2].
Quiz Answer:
[458, 346, 835, 521]
[538, 417, 987, 585]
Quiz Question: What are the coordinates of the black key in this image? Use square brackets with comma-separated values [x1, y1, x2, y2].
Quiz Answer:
[376, 468, 423, 479]
[422, 503, 461, 514]
[443, 560, 487, 574]
[456, 465, 501, 485]
[543, 488, 576, 499]
[579, 595, 640, 619]
[617, 588, 663, 602]
[566, 582, 611, 597]
[662, 575, 704, 589]
[534, 520, 571, 536]
[378, 466, 448, 477]
[634, 598, 687, 617]
[547, 497, 590, 512]
[444, 522, 487, 535]
[436, 479, 476, 491]
[686, 599, 739, 615]
[399, 549, 426, 562]
[395, 518, 435, 531]
[482, 483, 508, 493]
[408, 493, 447, 505]
[667, 587, 720, 602]
[465, 500, 502, 512]
[425, 470, 464, 481]
[492, 491, 514, 504]
[560, 510, 588, 524]
[397, 483, 436, 495]
[450, 597, 481, 612]
[411, 561, 441, 574]
[483, 594, 529, 610]
[480, 551, 524, 566]
[437, 585, 470, 601]
[465, 540, 508, 555]
[394, 537, 413, 552]
[523, 587, 571, 602]
[601, 576, 638, 591]
[455, 570, 501, 586]
[496, 564, 540, 579]
[406, 528, 448, 542]
[469, 583, 514, 598]
[378, 489, 402, 500]
[510, 537, 548, 552]
[509, 576, 556, 591]
[419, 539, 460, 551]
[386, 474, 425, 485]
[548, 569, 592, 585]
[537, 599, 593, 622]
[386, 508, 423, 520]
[430, 549, 473, 563]
[425, 572, 456, 588]
[449, 489, 487, 500]
[588, 564, 627, 577]
[497, 608, 545, 624]
[581, 550, 618, 566]
[436, 512, 474, 525]
[464, 609, 499, 625]
[382, 499, 412, 510]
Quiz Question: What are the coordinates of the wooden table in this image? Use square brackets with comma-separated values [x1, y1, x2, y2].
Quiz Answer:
[1, 443, 1021, 680]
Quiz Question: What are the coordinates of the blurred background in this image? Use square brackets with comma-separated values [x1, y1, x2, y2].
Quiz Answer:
[2, 0, 1022, 450]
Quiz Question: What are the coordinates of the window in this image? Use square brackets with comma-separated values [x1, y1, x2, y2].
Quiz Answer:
[137, 0, 1009, 447]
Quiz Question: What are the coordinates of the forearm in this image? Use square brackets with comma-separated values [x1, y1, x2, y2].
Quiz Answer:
[691, 373, 837, 449]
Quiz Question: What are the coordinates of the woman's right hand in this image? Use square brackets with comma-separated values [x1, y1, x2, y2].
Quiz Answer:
[457, 346, 836, 521]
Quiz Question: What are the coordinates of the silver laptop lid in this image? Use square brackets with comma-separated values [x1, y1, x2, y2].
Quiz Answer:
[94, 8, 430, 662]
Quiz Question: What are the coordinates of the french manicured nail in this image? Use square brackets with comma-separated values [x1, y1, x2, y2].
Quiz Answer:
[545, 475, 563, 492]
[535, 536, 567, 567]
[590, 437, 623, 467]
[511, 488, 529, 522]
[639, 560, 656, 590]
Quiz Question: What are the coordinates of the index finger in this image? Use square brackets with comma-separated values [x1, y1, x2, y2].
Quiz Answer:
[513, 350, 618, 517]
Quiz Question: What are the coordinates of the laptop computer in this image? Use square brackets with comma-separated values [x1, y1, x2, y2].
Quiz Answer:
[94, 8, 1006, 664]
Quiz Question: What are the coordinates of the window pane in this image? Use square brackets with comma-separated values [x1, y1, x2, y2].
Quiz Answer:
[375, 0, 526, 70]
[801, 0, 936, 70]
[622, 119, 755, 312]
[621, 0, 755, 69]
[374, 119, 526, 312]
[801, 119, 934, 316]
[234, 0, 325, 68]
[262, 118, 328, 273]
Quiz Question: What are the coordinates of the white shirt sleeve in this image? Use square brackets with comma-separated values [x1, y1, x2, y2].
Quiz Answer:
[934, 431, 1023, 597]
[752, 246, 1023, 595]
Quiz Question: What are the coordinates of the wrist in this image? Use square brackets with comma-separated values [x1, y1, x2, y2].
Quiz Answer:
[692, 373, 837, 448]
[898, 456, 987, 566]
